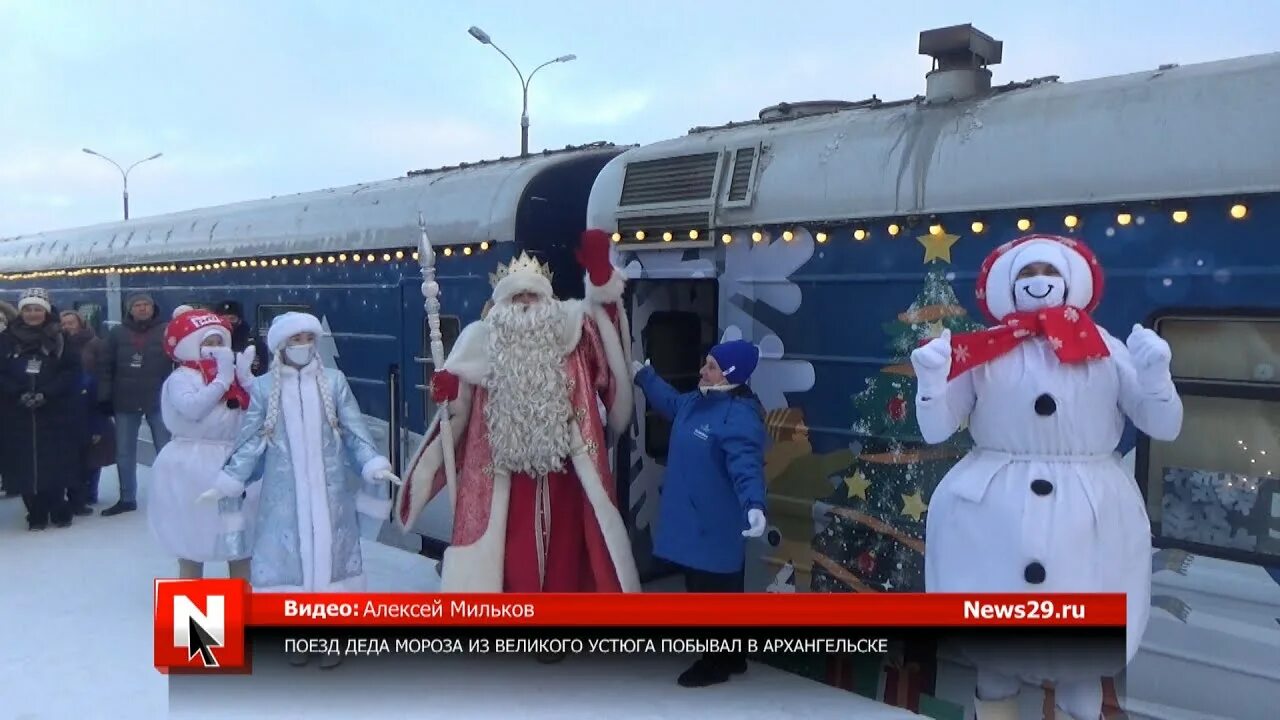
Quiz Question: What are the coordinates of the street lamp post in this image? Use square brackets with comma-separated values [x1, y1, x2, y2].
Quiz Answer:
[467, 26, 575, 157]
[82, 149, 163, 220]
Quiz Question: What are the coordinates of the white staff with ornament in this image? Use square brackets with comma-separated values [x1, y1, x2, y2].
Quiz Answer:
[418, 212, 458, 510]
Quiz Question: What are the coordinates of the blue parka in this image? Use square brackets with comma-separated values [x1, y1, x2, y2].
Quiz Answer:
[636, 366, 768, 574]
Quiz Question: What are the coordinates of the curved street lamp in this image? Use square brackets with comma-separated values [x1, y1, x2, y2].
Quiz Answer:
[82, 148, 163, 220]
[468, 26, 575, 157]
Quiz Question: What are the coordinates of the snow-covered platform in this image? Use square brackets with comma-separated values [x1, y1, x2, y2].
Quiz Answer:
[0, 467, 917, 719]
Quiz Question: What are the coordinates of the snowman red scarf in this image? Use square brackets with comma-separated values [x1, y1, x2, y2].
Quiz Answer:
[930, 235, 1110, 381]
[182, 358, 251, 409]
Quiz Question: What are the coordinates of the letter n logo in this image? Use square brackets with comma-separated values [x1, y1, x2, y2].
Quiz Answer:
[153, 578, 250, 674]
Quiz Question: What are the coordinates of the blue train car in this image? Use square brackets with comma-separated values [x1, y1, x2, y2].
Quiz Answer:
[586, 25, 1280, 720]
[0, 141, 626, 555]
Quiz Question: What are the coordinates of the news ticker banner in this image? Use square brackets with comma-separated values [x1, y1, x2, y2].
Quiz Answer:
[154, 578, 1126, 674]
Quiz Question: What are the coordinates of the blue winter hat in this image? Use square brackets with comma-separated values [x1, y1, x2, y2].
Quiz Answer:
[709, 340, 760, 385]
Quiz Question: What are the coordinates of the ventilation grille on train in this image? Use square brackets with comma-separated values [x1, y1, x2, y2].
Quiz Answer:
[616, 212, 710, 237]
[619, 153, 720, 206]
[726, 147, 756, 202]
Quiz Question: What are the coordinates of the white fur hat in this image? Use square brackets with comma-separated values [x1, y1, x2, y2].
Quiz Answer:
[977, 235, 1101, 322]
[267, 312, 323, 353]
[489, 252, 554, 306]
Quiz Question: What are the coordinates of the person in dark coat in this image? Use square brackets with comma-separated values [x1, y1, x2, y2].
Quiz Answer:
[215, 300, 268, 376]
[0, 298, 16, 499]
[97, 292, 174, 516]
[0, 289, 82, 530]
[632, 339, 769, 688]
[61, 310, 112, 513]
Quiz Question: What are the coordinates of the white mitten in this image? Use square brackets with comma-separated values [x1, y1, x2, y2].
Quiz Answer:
[909, 329, 952, 398]
[631, 359, 651, 378]
[203, 346, 235, 387]
[197, 473, 244, 504]
[742, 508, 767, 538]
[235, 346, 257, 388]
[1127, 324, 1174, 395]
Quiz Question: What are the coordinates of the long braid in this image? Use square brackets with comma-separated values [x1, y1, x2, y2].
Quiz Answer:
[261, 354, 284, 439]
[313, 354, 339, 430]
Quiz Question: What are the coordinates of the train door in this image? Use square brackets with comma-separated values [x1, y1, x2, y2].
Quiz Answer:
[626, 278, 719, 584]
[394, 277, 462, 557]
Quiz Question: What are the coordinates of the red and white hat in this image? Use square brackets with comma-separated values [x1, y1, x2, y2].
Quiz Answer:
[975, 234, 1105, 323]
[165, 307, 231, 362]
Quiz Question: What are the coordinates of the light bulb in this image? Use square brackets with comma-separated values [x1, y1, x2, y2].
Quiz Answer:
[1173, 210, 1189, 223]
[395, 250, 404, 260]
[635, 231, 646, 240]
[662, 232, 673, 242]
[443, 248, 453, 256]
[463, 247, 472, 255]
[721, 233, 732, 244]
[304, 257, 312, 265]
[383, 253, 391, 261]
[339, 254, 347, 262]
[1017, 218, 1032, 231]
[854, 229, 867, 242]
[328, 256, 336, 263]
[888, 224, 900, 236]
[1230, 204, 1247, 219]
[480, 241, 490, 250]
[688, 230, 699, 240]
[971, 221, 985, 233]
[929, 224, 943, 235]
[751, 231, 763, 243]
[783, 230, 794, 242]
[1117, 213, 1132, 226]
[816, 232, 827, 243]
[611, 233, 621, 242]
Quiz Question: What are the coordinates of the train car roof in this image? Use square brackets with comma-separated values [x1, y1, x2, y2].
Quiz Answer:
[0, 142, 624, 273]
[587, 52, 1280, 233]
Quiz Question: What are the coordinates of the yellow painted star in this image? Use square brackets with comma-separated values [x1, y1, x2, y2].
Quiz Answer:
[900, 491, 929, 520]
[844, 470, 871, 500]
[918, 232, 959, 264]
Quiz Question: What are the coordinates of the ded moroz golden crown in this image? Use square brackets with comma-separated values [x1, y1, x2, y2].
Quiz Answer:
[489, 251, 553, 288]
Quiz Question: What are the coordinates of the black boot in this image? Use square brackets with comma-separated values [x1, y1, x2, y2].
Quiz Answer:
[72, 505, 93, 517]
[28, 518, 48, 531]
[677, 657, 730, 687]
[101, 501, 137, 517]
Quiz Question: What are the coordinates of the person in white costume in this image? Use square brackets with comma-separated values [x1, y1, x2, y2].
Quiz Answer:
[910, 234, 1183, 720]
[148, 307, 258, 579]
[200, 312, 399, 667]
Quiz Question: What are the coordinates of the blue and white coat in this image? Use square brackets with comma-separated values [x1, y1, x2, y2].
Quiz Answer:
[214, 358, 393, 592]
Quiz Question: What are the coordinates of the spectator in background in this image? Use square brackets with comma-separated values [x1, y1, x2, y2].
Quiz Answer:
[98, 292, 173, 517]
[0, 299, 16, 499]
[0, 289, 81, 530]
[216, 300, 268, 377]
[61, 310, 112, 513]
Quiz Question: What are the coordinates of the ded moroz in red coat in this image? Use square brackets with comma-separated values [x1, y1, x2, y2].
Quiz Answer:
[395, 249, 639, 593]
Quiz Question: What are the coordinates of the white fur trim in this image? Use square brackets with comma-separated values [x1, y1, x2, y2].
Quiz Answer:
[222, 511, 246, 533]
[588, 304, 634, 437]
[266, 312, 323, 354]
[492, 271, 554, 307]
[213, 472, 244, 498]
[582, 269, 625, 306]
[984, 239, 1094, 321]
[173, 326, 231, 363]
[441, 322, 491, 386]
[438, 469, 511, 592]
[360, 456, 392, 483]
[396, 382, 474, 530]
[567, 423, 641, 592]
[357, 491, 393, 519]
[17, 296, 51, 313]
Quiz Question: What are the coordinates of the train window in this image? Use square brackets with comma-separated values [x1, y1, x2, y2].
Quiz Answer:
[421, 315, 462, 409]
[256, 304, 311, 339]
[1141, 313, 1280, 566]
[642, 310, 707, 462]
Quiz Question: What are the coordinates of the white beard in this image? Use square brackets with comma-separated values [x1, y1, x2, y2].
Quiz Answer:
[483, 300, 575, 476]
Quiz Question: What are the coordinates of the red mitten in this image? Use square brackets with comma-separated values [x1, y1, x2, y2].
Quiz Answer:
[575, 229, 615, 286]
[430, 370, 460, 403]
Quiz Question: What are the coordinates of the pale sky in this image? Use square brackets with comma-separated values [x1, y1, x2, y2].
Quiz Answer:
[2, 0, 1276, 238]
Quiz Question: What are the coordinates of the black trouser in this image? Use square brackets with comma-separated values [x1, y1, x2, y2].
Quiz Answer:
[683, 565, 746, 667]
[23, 489, 70, 526]
[67, 468, 100, 507]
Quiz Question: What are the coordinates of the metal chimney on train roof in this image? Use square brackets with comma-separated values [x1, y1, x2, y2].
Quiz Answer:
[919, 24, 1003, 103]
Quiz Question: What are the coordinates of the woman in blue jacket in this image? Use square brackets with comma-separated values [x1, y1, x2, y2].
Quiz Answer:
[633, 339, 768, 688]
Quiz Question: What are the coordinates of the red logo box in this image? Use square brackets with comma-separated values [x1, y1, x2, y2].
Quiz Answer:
[154, 578, 250, 674]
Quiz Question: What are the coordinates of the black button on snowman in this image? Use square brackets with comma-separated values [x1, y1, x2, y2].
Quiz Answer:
[1034, 393, 1056, 416]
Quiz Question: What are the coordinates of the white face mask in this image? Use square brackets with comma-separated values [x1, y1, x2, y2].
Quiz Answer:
[1013, 275, 1066, 312]
[284, 343, 315, 366]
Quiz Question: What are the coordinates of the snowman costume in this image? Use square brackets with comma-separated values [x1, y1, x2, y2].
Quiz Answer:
[910, 235, 1182, 720]
[148, 308, 259, 576]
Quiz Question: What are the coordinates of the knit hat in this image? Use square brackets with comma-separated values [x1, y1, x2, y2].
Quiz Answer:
[126, 292, 156, 309]
[165, 308, 232, 363]
[709, 340, 760, 385]
[266, 312, 323, 354]
[17, 288, 52, 314]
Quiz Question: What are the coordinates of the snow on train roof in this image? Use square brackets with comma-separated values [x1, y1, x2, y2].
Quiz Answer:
[587, 52, 1280, 231]
[0, 143, 622, 273]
